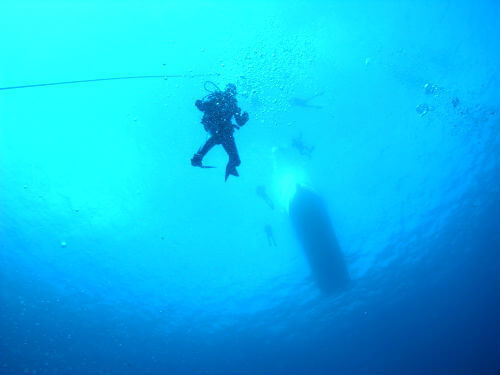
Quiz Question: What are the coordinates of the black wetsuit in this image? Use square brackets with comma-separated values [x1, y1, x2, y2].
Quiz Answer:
[193, 91, 248, 180]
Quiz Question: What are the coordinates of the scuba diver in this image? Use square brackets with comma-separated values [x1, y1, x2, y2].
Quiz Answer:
[191, 83, 249, 181]
[292, 133, 315, 157]
[256, 185, 275, 210]
[289, 91, 324, 109]
[264, 224, 277, 247]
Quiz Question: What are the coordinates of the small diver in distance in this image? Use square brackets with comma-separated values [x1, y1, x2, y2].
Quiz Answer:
[191, 83, 249, 181]
[264, 224, 277, 247]
[256, 185, 275, 210]
[292, 133, 315, 158]
[289, 91, 324, 109]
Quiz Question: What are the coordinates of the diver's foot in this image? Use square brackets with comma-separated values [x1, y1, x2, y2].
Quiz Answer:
[191, 154, 203, 167]
[225, 165, 239, 181]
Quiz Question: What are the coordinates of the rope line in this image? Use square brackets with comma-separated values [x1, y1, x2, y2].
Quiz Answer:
[0, 73, 220, 91]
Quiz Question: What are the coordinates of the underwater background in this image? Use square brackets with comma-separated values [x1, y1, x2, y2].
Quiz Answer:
[1, 0, 499, 374]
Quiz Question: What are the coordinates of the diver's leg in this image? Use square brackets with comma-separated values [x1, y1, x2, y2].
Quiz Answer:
[198, 136, 219, 157]
[222, 135, 241, 166]
[221, 135, 241, 180]
[192, 136, 218, 167]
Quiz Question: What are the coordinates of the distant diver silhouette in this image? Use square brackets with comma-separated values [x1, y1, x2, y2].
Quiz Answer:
[191, 83, 249, 181]
[256, 185, 275, 210]
[289, 92, 324, 109]
[292, 134, 315, 157]
[264, 224, 277, 247]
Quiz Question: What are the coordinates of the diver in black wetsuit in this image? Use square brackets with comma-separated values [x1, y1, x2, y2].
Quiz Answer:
[191, 83, 249, 181]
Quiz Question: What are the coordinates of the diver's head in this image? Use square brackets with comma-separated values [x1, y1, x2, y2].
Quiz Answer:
[225, 83, 237, 96]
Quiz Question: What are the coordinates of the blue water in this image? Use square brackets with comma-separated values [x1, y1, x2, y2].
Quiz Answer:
[1, 1, 499, 374]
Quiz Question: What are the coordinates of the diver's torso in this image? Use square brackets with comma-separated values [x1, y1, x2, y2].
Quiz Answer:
[201, 93, 237, 133]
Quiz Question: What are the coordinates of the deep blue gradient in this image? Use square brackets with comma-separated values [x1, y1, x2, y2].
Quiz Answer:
[1, 1, 499, 374]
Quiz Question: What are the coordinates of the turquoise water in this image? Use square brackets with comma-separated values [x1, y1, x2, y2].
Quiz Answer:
[1, 1, 499, 374]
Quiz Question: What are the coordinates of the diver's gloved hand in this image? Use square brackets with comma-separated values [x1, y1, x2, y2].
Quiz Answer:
[235, 111, 249, 126]
[195, 100, 203, 110]
[241, 111, 249, 124]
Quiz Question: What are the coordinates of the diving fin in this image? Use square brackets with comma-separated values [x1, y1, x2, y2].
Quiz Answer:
[191, 154, 215, 169]
[225, 165, 239, 181]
